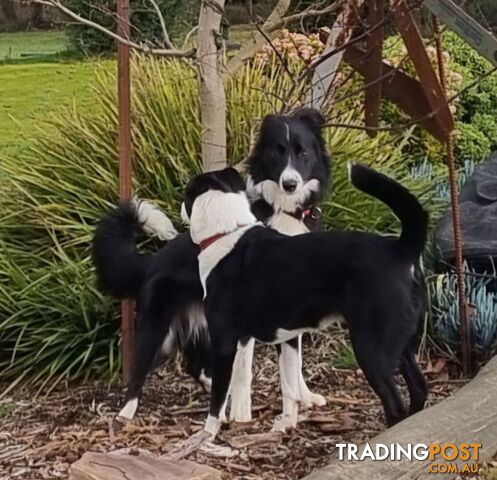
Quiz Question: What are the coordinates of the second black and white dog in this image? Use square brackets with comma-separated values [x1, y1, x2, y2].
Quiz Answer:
[93, 108, 330, 427]
[181, 164, 428, 440]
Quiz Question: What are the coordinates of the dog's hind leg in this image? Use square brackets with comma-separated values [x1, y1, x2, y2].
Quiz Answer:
[296, 334, 326, 409]
[350, 331, 407, 427]
[118, 278, 181, 421]
[272, 339, 301, 433]
[229, 337, 255, 423]
[119, 316, 166, 420]
[204, 340, 238, 439]
[400, 345, 428, 415]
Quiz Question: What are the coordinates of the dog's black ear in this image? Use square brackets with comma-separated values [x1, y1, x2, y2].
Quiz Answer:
[259, 114, 281, 134]
[221, 167, 246, 192]
[293, 108, 325, 132]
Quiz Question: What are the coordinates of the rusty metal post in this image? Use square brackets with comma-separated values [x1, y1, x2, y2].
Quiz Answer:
[392, 0, 453, 139]
[433, 17, 471, 377]
[117, 0, 134, 384]
[365, 0, 384, 136]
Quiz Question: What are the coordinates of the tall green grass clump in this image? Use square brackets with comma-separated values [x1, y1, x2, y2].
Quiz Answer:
[0, 55, 443, 390]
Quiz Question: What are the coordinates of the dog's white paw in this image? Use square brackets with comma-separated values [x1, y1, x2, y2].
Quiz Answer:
[271, 414, 297, 433]
[300, 392, 327, 409]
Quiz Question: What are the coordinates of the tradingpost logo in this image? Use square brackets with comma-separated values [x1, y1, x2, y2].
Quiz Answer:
[337, 442, 481, 474]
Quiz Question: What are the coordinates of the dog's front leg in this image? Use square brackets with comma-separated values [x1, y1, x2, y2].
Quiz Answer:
[297, 334, 327, 409]
[272, 339, 300, 433]
[229, 337, 255, 423]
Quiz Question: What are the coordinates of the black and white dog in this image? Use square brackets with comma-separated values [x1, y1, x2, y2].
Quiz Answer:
[181, 164, 428, 440]
[92, 109, 330, 427]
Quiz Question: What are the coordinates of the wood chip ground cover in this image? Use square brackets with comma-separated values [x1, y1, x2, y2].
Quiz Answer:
[0, 341, 464, 480]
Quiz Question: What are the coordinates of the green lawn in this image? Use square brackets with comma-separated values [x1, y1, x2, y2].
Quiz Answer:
[0, 30, 69, 61]
[0, 31, 113, 158]
[0, 27, 251, 159]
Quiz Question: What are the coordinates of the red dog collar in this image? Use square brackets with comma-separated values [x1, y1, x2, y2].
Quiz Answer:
[199, 232, 229, 251]
[285, 206, 321, 220]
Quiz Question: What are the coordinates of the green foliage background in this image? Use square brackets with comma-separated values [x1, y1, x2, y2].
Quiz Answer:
[65, 0, 200, 54]
[0, 54, 443, 390]
[2, 28, 496, 389]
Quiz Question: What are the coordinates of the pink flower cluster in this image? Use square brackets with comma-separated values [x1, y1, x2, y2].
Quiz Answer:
[255, 29, 325, 64]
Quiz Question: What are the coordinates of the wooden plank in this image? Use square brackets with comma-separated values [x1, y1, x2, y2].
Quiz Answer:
[392, 0, 454, 140]
[69, 452, 221, 480]
[301, 355, 497, 480]
[424, 0, 497, 67]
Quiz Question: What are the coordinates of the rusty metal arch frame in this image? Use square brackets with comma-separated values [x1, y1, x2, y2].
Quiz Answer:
[340, 0, 471, 375]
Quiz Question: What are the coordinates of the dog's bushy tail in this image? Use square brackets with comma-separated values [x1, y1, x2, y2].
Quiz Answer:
[93, 199, 178, 298]
[349, 163, 428, 259]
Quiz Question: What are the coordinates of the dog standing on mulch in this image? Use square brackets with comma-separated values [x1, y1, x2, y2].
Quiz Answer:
[92, 109, 330, 429]
[179, 163, 428, 446]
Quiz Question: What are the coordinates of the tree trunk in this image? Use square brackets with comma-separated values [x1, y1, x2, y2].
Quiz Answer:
[197, 0, 227, 172]
[302, 355, 497, 480]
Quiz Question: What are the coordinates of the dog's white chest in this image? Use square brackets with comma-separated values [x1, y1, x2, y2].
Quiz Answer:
[268, 212, 309, 236]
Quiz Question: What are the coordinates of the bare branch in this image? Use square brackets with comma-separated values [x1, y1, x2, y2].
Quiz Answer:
[31, 0, 194, 58]
[224, 1, 346, 80]
[147, 0, 174, 49]
[272, 2, 342, 32]
[182, 25, 199, 50]
[223, 0, 291, 79]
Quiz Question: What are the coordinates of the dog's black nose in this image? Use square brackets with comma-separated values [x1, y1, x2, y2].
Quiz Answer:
[282, 179, 297, 192]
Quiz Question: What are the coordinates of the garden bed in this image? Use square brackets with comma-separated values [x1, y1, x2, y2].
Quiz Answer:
[1, 335, 462, 480]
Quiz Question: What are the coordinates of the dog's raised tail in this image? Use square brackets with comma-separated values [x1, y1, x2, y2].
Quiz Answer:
[349, 163, 428, 259]
[92, 199, 178, 298]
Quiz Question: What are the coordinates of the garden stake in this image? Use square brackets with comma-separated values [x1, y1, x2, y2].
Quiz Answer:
[117, 0, 135, 384]
[433, 16, 472, 377]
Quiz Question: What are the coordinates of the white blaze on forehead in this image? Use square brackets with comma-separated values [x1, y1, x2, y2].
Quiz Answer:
[285, 122, 290, 142]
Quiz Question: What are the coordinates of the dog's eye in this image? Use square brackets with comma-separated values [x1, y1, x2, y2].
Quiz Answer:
[295, 144, 306, 156]
[277, 144, 286, 155]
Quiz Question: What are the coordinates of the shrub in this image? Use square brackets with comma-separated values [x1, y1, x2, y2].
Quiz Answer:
[0, 54, 443, 389]
[430, 269, 497, 355]
[65, 0, 200, 55]
[382, 31, 497, 165]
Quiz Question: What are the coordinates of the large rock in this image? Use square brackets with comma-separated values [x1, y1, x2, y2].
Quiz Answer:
[436, 152, 497, 269]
